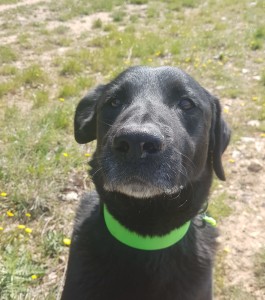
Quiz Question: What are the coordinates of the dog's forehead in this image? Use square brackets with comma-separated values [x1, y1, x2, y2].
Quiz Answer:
[109, 66, 207, 100]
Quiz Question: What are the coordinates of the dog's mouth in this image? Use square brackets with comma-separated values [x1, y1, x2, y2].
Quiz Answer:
[102, 167, 183, 199]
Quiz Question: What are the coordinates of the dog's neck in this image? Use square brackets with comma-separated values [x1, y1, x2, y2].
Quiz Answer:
[97, 179, 210, 237]
[103, 204, 191, 250]
[91, 158, 214, 236]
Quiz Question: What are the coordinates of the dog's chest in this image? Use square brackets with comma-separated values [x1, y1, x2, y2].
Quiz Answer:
[76, 239, 212, 300]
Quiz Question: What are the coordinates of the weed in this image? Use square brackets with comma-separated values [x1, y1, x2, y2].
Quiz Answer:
[129, 0, 148, 4]
[60, 59, 83, 76]
[112, 10, 125, 22]
[250, 25, 265, 50]
[92, 18, 103, 29]
[170, 41, 181, 55]
[208, 192, 233, 221]
[250, 40, 262, 50]
[180, 0, 198, 8]
[0, 81, 16, 98]
[254, 25, 265, 40]
[0, 232, 45, 299]
[0, 65, 18, 76]
[0, 46, 17, 64]
[254, 248, 265, 289]
[53, 25, 70, 35]
[32, 90, 49, 108]
[19, 64, 48, 87]
[42, 231, 64, 258]
[49, 36, 72, 47]
[0, 0, 18, 4]
[17, 33, 31, 49]
[58, 83, 79, 99]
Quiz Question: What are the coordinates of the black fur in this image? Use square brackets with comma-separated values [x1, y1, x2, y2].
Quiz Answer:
[62, 66, 230, 300]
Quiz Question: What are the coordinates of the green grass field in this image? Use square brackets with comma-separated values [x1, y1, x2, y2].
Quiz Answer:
[0, 0, 264, 299]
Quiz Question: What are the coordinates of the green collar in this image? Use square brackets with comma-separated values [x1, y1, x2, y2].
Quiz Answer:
[103, 205, 191, 251]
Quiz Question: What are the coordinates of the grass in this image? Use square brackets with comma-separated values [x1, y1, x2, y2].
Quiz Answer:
[0, 46, 18, 64]
[254, 248, 265, 289]
[0, 0, 265, 298]
[208, 192, 233, 221]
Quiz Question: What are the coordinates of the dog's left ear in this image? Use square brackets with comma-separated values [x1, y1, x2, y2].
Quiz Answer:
[210, 97, 231, 181]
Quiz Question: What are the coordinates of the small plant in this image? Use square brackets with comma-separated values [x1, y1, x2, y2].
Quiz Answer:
[254, 248, 265, 289]
[208, 192, 233, 221]
[129, 0, 148, 4]
[92, 18, 103, 29]
[0, 46, 17, 64]
[112, 10, 125, 22]
[250, 25, 265, 50]
[0, 231, 45, 299]
[0, 81, 16, 98]
[32, 90, 49, 108]
[42, 231, 64, 258]
[60, 59, 82, 76]
[58, 83, 79, 98]
[20, 64, 47, 87]
[0, 65, 17, 76]
[250, 40, 262, 50]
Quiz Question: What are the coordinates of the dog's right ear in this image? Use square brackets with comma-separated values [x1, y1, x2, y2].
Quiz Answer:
[74, 85, 105, 144]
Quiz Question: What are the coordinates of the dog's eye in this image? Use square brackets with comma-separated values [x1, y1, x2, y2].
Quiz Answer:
[178, 98, 195, 110]
[110, 99, 122, 108]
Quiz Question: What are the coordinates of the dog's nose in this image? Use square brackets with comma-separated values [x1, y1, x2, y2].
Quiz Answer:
[113, 127, 164, 158]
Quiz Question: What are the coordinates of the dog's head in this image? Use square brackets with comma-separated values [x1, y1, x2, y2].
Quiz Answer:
[75, 66, 230, 199]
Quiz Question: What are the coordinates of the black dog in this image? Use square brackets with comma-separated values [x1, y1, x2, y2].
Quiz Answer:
[61, 66, 230, 300]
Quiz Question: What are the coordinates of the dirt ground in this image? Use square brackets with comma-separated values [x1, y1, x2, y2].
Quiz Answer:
[215, 128, 265, 298]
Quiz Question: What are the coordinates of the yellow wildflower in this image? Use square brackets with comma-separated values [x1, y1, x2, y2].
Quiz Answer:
[224, 246, 230, 253]
[63, 238, 71, 246]
[155, 51, 161, 56]
[17, 224, 26, 229]
[59, 98, 65, 102]
[62, 153, 69, 157]
[223, 107, 229, 114]
[31, 274, 38, 280]
[228, 159, 235, 163]
[260, 133, 265, 138]
[7, 211, 14, 217]
[148, 58, 153, 62]
[25, 212, 31, 218]
[252, 96, 258, 101]
[0, 227, 4, 231]
[1, 192, 7, 197]
[25, 228, 32, 234]
[84, 153, 91, 157]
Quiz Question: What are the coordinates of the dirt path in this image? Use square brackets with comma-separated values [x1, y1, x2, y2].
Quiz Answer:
[0, 0, 43, 12]
[217, 133, 265, 298]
